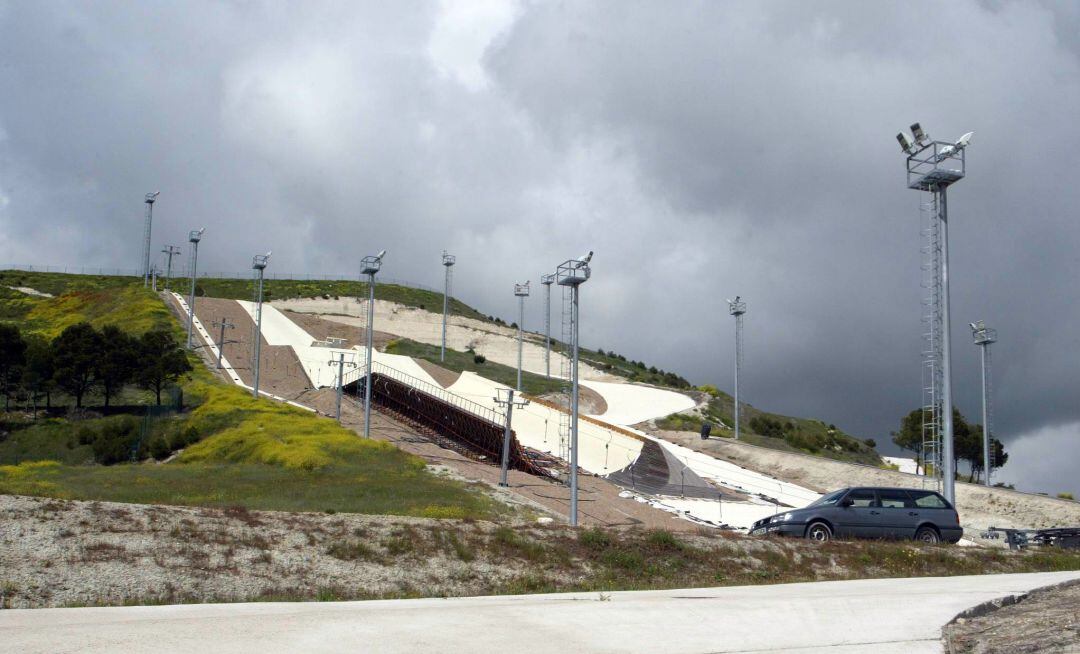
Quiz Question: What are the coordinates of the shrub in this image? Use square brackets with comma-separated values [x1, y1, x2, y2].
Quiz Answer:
[473, 354, 486, 364]
[1058, 492, 1075, 501]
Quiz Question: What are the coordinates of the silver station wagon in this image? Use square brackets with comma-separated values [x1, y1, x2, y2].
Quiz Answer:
[750, 486, 963, 544]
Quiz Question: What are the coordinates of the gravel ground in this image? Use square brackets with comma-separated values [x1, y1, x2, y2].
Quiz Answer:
[942, 579, 1080, 653]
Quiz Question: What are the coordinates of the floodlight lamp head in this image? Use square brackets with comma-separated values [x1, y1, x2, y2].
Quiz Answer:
[896, 132, 915, 154]
[377, 249, 387, 261]
[145, 191, 160, 203]
[188, 227, 205, 243]
[955, 131, 973, 148]
[579, 250, 594, 265]
[910, 123, 928, 145]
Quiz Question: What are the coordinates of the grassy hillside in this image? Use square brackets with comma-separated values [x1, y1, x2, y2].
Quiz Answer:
[658, 391, 881, 466]
[0, 382, 503, 518]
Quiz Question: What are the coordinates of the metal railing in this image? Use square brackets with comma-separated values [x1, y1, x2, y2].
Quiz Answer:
[344, 361, 503, 426]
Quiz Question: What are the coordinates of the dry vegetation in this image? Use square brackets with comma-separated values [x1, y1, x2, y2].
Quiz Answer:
[2, 494, 1078, 609]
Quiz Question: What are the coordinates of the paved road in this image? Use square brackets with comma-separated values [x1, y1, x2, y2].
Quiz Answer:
[2, 572, 1076, 653]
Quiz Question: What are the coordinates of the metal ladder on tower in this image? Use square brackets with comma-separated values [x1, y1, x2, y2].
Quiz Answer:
[919, 192, 944, 492]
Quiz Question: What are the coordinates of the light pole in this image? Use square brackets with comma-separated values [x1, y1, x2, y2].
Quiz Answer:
[493, 388, 529, 487]
[541, 274, 554, 379]
[361, 250, 386, 438]
[556, 251, 592, 527]
[211, 317, 235, 369]
[329, 351, 357, 422]
[727, 296, 746, 440]
[161, 245, 181, 292]
[143, 191, 160, 286]
[898, 122, 972, 505]
[971, 321, 997, 486]
[513, 282, 530, 391]
[185, 228, 205, 349]
[251, 252, 271, 399]
[441, 251, 455, 362]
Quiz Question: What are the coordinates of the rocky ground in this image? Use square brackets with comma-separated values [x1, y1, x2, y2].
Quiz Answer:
[3, 494, 1078, 610]
[942, 579, 1080, 653]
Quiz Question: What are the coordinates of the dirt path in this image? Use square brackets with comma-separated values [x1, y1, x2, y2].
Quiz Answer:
[412, 358, 461, 389]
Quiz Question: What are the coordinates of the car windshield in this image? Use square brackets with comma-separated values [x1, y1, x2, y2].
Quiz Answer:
[809, 489, 847, 507]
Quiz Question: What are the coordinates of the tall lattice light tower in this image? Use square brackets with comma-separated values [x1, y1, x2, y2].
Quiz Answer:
[541, 273, 555, 379]
[727, 296, 746, 440]
[971, 320, 997, 487]
[898, 122, 972, 505]
[251, 252, 272, 399]
[161, 245, 181, 292]
[361, 250, 386, 438]
[513, 281, 530, 391]
[556, 251, 591, 527]
[142, 192, 160, 286]
[185, 228, 205, 349]
[441, 251, 455, 362]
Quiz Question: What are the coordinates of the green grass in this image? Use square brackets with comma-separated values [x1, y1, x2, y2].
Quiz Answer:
[0, 460, 497, 517]
[0, 418, 96, 465]
[385, 338, 565, 395]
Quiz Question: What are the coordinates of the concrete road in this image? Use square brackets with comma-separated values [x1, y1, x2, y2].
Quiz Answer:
[2, 572, 1076, 653]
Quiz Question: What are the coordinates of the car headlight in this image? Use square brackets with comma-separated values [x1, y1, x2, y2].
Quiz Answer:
[778, 512, 794, 522]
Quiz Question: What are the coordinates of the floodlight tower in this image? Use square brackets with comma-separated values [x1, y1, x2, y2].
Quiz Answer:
[971, 321, 997, 487]
[161, 245, 181, 291]
[898, 122, 972, 505]
[541, 274, 555, 379]
[726, 297, 747, 440]
[361, 250, 386, 438]
[142, 192, 160, 286]
[441, 251, 456, 362]
[556, 251, 592, 527]
[185, 228, 205, 349]
[251, 252, 272, 399]
[514, 281, 530, 391]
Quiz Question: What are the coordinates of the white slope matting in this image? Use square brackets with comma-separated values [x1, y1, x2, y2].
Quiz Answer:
[447, 372, 644, 476]
[883, 456, 919, 475]
[580, 379, 695, 426]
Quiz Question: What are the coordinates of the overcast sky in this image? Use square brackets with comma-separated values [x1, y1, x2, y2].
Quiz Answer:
[1, 1, 1078, 496]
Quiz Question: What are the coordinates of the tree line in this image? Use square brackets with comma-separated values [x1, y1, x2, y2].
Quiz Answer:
[0, 322, 191, 411]
[892, 407, 1008, 483]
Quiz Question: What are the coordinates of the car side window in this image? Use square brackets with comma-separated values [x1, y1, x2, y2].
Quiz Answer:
[878, 489, 912, 508]
[909, 490, 947, 508]
[846, 489, 877, 507]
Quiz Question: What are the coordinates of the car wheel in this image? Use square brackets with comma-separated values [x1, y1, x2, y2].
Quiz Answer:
[806, 522, 832, 542]
[915, 526, 940, 544]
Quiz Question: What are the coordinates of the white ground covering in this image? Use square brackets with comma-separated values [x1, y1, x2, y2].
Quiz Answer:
[8, 286, 53, 298]
[446, 372, 644, 475]
[883, 456, 919, 475]
[273, 297, 616, 381]
[580, 380, 694, 426]
[652, 497, 790, 530]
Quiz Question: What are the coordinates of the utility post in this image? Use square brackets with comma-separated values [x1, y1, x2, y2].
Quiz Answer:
[329, 351, 357, 422]
[541, 274, 555, 379]
[898, 122, 972, 505]
[441, 251, 455, 362]
[251, 252, 272, 399]
[727, 296, 746, 440]
[971, 321, 997, 486]
[361, 250, 386, 438]
[161, 245, 181, 291]
[556, 251, 592, 527]
[142, 191, 160, 286]
[211, 317, 235, 369]
[185, 228, 205, 349]
[514, 281, 530, 391]
[493, 388, 529, 487]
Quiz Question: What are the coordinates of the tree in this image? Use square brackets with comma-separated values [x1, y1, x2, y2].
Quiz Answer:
[97, 325, 139, 407]
[892, 409, 926, 472]
[20, 334, 55, 414]
[136, 329, 191, 405]
[51, 322, 103, 409]
[0, 323, 27, 410]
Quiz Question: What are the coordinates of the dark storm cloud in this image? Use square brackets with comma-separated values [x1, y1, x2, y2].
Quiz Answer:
[1, 1, 1077, 494]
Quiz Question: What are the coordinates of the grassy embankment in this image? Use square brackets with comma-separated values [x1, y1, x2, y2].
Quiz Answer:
[385, 338, 564, 395]
[0, 271, 504, 519]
